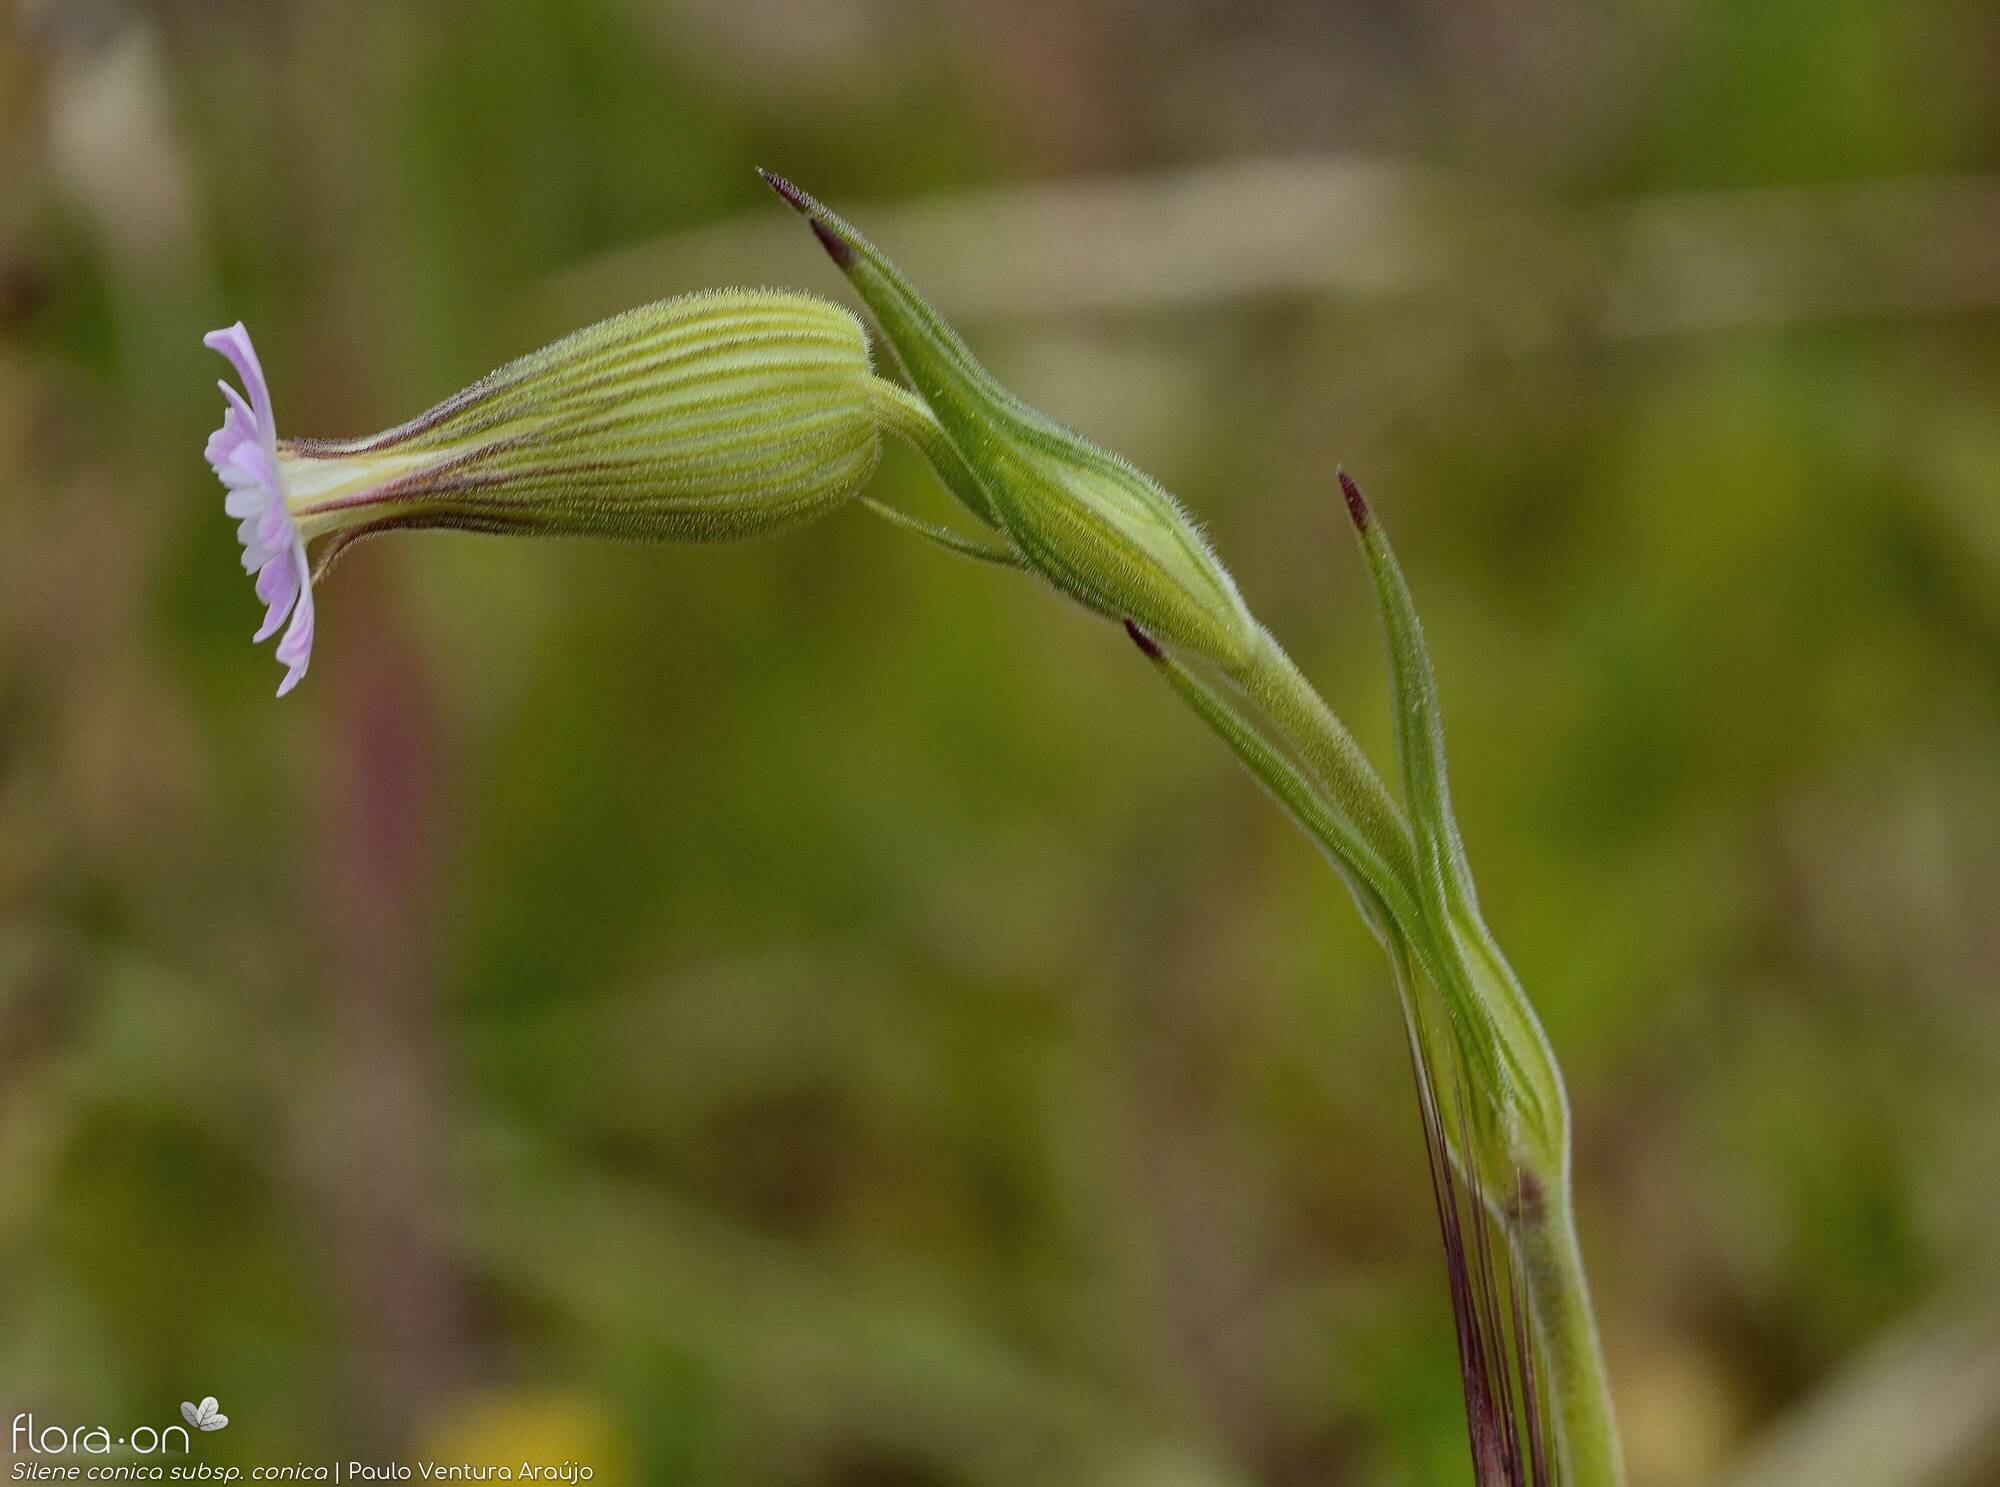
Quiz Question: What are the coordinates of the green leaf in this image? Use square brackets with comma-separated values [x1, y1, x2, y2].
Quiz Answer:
[761, 171, 1259, 672]
[1123, 620, 1413, 947]
[859, 497, 1027, 569]
[1337, 471, 1566, 1174]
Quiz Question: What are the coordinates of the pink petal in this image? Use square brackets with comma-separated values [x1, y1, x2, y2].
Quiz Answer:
[204, 382, 260, 471]
[253, 549, 302, 642]
[218, 379, 255, 428]
[203, 324, 319, 697]
[202, 322, 275, 435]
[272, 549, 315, 695]
[275, 593, 313, 667]
[255, 552, 298, 606]
[253, 584, 296, 644]
[225, 441, 277, 490]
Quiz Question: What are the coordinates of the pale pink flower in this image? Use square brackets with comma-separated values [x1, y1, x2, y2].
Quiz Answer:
[204, 322, 314, 696]
[200, 293, 887, 696]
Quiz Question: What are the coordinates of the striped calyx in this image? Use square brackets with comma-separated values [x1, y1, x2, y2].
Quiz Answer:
[283, 290, 885, 555]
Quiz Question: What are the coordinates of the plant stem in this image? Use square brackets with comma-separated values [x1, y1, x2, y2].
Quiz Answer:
[1518, 1178, 1626, 1486]
[1223, 633, 1628, 1485]
[864, 377, 1005, 530]
[1231, 632, 1416, 888]
[885, 380, 1624, 1477]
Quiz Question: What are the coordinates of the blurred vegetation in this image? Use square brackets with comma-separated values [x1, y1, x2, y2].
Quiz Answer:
[2, 0, 1998, 1483]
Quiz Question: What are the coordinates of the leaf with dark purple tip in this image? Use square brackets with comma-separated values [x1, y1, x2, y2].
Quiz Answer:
[1123, 618, 1164, 660]
[759, 174, 1259, 671]
[1337, 467, 1371, 530]
[1340, 470, 1564, 1173]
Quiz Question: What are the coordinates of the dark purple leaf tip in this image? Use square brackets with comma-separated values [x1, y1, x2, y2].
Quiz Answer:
[809, 219, 856, 268]
[1336, 468, 1370, 531]
[758, 169, 857, 267]
[1123, 619, 1164, 660]
[758, 169, 810, 213]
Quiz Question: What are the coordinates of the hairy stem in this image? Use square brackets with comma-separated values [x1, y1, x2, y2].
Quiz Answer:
[882, 379, 1622, 1480]
[1519, 1182, 1625, 1485]
[1209, 632, 1625, 1484]
[864, 376, 1004, 530]
[1231, 632, 1416, 886]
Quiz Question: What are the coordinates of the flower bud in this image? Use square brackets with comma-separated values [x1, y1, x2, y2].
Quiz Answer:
[204, 291, 882, 694]
[762, 173, 1258, 672]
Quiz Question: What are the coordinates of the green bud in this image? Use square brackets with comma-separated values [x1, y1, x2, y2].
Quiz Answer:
[282, 290, 885, 557]
[762, 173, 1258, 672]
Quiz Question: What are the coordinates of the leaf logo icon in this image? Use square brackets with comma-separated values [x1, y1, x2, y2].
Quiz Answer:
[180, 1397, 229, 1432]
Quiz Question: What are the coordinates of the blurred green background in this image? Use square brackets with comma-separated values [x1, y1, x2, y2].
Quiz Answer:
[3, 0, 1998, 1482]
